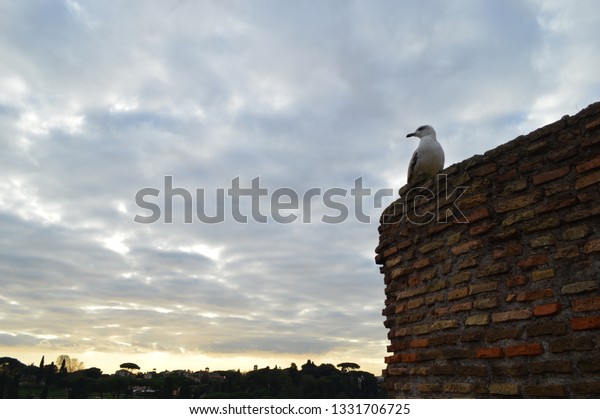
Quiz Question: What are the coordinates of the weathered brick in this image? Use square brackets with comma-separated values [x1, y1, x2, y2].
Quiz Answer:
[429, 364, 455, 375]
[451, 239, 483, 255]
[448, 287, 469, 301]
[584, 239, 600, 254]
[445, 232, 462, 245]
[492, 364, 528, 376]
[458, 193, 488, 210]
[476, 347, 503, 358]
[530, 235, 556, 248]
[535, 195, 578, 214]
[461, 329, 486, 342]
[410, 338, 429, 348]
[523, 216, 561, 233]
[532, 166, 570, 185]
[519, 157, 544, 173]
[533, 302, 562, 316]
[571, 382, 600, 396]
[469, 281, 498, 295]
[432, 306, 449, 317]
[526, 321, 568, 337]
[466, 314, 490, 326]
[504, 342, 544, 357]
[516, 254, 549, 269]
[578, 357, 600, 372]
[450, 301, 473, 313]
[507, 275, 528, 288]
[530, 360, 572, 374]
[457, 257, 478, 270]
[413, 319, 458, 335]
[547, 144, 576, 162]
[418, 240, 444, 254]
[549, 336, 595, 353]
[412, 258, 430, 269]
[502, 209, 535, 226]
[407, 297, 425, 310]
[495, 191, 542, 213]
[485, 327, 522, 342]
[561, 280, 599, 295]
[489, 227, 519, 242]
[391, 266, 413, 279]
[497, 167, 518, 182]
[493, 243, 523, 259]
[393, 327, 412, 337]
[562, 225, 590, 240]
[492, 309, 532, 323]
[554, 245, 579, 259]
[501, 179, 528, 195]
[456, 365, 488, 377]
[525, 384, 566, 398]
[516, 288, 553, 302]
[575, 170, 600, 190]
[572, 296, 600, 312]
[532, 268, 555, 281]
[425, 292, 444, 305]
[474, 297, 499, 309]
[449, 272, 471, 286]
[465, 207, 490, 223]
[443, 383, 474, 394]
[489, 383, 519, 396]
[576, 155, 600, 173]
[417, 383, 442, 393]
[571, 316, 600, 331]
[477, 262, 509, 278]
[469, 222, 495, 235]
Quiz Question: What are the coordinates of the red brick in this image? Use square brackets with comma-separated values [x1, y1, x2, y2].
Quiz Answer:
[516, 288, 553, 302]
[410, 338, 429, 348]
[466, 207, 490, 223]
[504, 342, 544, 357]
[476, 347, 504, 359]
[492, 309, 532, 323]
[532, 166, 570, 185]
[571, 316, 600, 331]
[497, 168, 518, 182]
[533, 302, 562, 316]
[516, 254, 549, 269]
[572, 296, 600, 312]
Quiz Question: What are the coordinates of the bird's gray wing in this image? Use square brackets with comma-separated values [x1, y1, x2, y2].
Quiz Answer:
[407, 150, 419, 184]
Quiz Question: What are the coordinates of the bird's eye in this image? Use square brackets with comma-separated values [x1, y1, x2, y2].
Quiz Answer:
[417, 125, 426, 131]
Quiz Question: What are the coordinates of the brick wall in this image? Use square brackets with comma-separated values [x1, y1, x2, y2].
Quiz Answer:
[376, 101, 600, 398]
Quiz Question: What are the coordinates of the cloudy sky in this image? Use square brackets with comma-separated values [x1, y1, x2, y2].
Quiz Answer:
[1, 0, 599, 375]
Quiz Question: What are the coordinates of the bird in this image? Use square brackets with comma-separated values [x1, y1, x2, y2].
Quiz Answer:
[405, 125, 445, 185]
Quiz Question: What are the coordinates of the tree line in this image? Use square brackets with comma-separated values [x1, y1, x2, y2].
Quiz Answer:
[0, 356, 382, 398]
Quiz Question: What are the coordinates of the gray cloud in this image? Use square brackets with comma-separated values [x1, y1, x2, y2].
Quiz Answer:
[1, 0, 599, 373]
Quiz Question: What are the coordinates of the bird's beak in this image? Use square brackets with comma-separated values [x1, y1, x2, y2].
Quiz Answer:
[406, 132, 416, 138]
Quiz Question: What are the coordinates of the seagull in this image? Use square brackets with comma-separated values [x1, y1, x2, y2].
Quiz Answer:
[405, 125, 445, 185]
